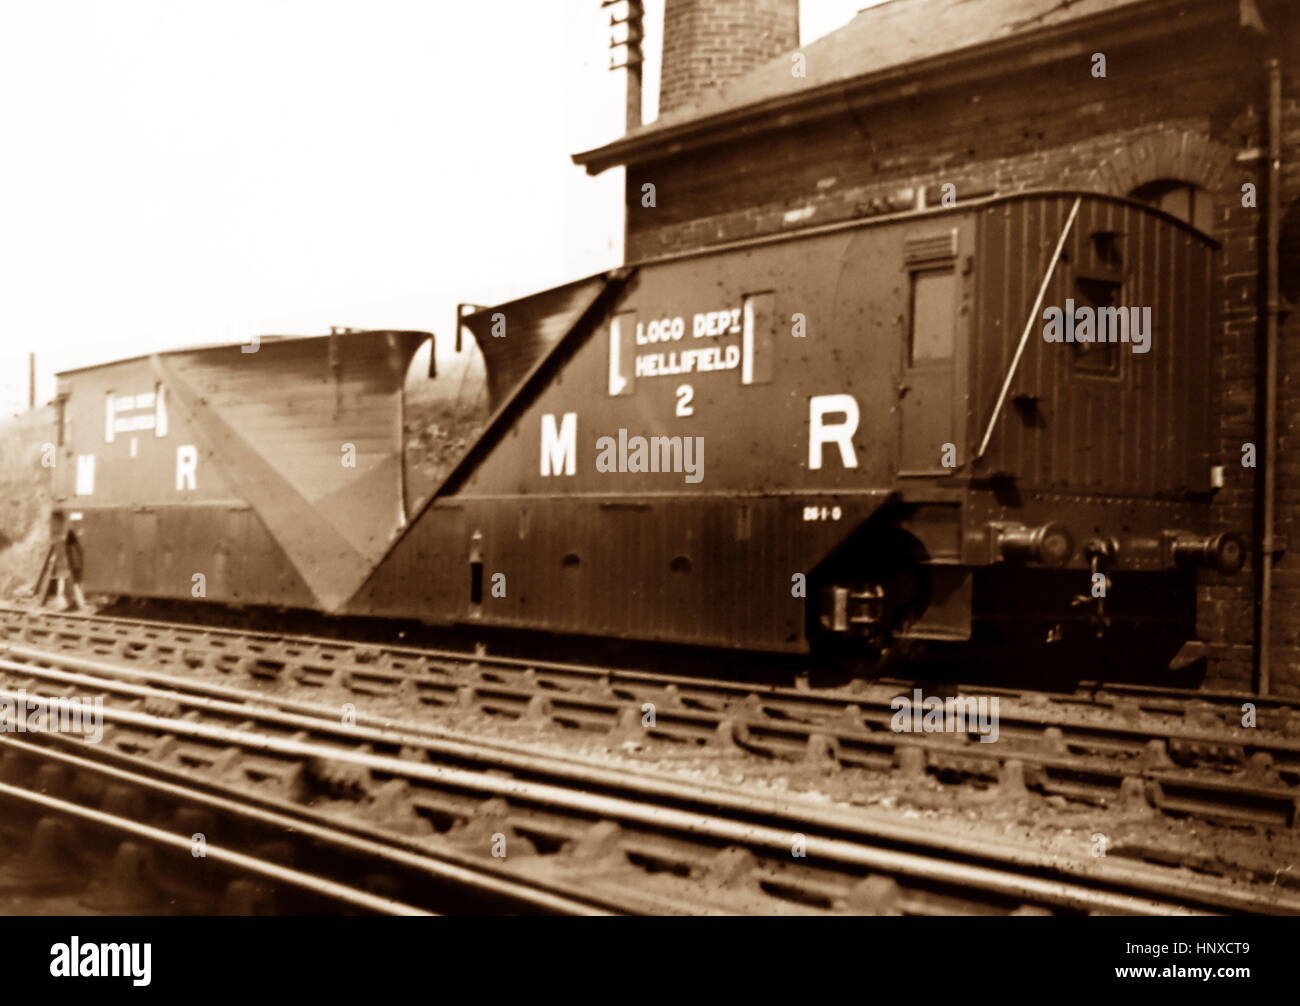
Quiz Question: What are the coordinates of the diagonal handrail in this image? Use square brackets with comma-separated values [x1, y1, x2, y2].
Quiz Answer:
[975, 195, 1082, 461]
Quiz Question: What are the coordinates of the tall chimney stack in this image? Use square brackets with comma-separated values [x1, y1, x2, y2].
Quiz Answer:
[658, 0, 799, 117]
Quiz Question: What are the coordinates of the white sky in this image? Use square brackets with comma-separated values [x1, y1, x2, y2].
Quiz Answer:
[0, 0, 875, 414]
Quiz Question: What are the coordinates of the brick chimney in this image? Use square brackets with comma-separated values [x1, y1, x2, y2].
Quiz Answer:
[659, 0, 800, 117]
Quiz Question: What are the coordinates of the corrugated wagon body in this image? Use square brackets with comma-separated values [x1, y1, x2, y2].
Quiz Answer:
[51, 331, 428, 611]
[350, 190, 1241, 658]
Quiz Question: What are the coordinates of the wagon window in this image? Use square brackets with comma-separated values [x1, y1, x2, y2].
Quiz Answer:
[1071, 277, 1122, 376]
[909, 268, 956, 363]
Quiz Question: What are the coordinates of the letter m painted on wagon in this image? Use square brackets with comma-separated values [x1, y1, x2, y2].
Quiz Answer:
[540, 412, 576, 476]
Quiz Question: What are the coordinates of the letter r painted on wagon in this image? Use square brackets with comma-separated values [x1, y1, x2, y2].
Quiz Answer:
[176, 445, 198, 490]
[808, 394, 859, 470]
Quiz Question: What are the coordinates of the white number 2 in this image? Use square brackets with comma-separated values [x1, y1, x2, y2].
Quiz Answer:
[675, 384, 694, 417]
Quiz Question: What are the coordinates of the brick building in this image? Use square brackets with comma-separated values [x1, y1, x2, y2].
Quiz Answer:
[576, 0, 1300, 693]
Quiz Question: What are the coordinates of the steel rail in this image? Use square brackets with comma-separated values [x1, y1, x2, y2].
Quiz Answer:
[6, 604, 1298, 723]
[5, 645, 1299, 835]
[0, 767, 430, 916]
[0, 670, 1290, 915]
[0, 733, 613, 916]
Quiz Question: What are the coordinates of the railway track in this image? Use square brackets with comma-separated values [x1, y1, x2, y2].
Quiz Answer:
[3, 605, 1299, 835]
[0, 636, 1297, 914]
[0, 712, 626, 915]
[8, 603, 1295, 728]
[1, 734, 436, 916]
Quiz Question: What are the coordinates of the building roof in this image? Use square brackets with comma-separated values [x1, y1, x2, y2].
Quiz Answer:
[573, 0, 1190, 173]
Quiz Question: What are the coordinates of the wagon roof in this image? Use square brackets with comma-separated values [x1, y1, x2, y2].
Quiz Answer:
[627, 188, 1218, 269]
[54, 329, 432, 378]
